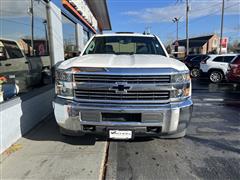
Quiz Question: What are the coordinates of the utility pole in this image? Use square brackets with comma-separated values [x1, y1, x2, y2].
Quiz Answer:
[186, 0, 189, 56]
[30, 0, 34, 56]
[43, 20, 48, 54]
[219, 0, 225, 54]
[172, 17, 180, 42]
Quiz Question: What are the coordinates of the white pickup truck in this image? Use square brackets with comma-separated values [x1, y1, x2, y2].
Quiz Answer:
[53, 33, 193, 139]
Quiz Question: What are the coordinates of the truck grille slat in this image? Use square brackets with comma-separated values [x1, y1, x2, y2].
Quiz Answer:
[74, 74, 171, 84]
[74, 90, 170, 101]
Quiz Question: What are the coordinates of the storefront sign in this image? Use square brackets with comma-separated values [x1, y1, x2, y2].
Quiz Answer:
[221, 37, 228, 49]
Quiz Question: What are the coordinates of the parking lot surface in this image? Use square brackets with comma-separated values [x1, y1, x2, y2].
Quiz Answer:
[1, 79, 240, 180]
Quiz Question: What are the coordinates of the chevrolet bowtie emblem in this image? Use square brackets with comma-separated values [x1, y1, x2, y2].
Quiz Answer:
[110, 83, 131, 94]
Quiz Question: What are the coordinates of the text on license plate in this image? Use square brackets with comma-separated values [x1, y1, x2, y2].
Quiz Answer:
[109, 130, 132, 139]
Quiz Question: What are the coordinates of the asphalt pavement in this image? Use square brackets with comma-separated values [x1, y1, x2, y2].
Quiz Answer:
[1, 79, 240, 180]
[105, 79, 240, 180]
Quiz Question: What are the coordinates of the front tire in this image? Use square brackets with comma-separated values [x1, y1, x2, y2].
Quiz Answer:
[190, 68, 201, 78]
[209, 71, 223, 83]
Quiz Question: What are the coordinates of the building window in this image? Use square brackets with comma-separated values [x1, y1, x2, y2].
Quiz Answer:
[0, 0, 51, 103]
[62, 14, 78, 60]
[213, 39, 218, 48]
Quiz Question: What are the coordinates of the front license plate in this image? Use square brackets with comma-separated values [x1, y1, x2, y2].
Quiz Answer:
[109, 130, 133, 139]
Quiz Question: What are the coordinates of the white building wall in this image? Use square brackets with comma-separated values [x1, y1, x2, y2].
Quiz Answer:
[46, 2, 65, 65]
[75, 24, 85, 53]
[0, 87, 54, 154]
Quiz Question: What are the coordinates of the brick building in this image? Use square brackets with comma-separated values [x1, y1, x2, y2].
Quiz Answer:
[172, 34, 224, 58]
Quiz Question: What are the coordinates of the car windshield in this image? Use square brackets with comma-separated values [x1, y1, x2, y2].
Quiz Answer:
[191, 55, 209, 61]
[184, 55, 198, 62]
[83, 36, 166, 56]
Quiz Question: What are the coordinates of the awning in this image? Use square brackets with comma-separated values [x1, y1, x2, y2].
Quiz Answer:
[62, 0, 111, 33]
[85, 0, 112, 31]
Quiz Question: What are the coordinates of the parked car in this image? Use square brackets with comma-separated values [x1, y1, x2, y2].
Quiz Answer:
[226, 55, 240, 83]
[184, 54, 199, 62]
[184, 54, 209, 78]
[53, 33, 193, 139]
[200, 54, 237, 83]
[0, 39, 51, 93]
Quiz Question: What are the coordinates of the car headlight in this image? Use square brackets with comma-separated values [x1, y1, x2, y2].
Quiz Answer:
[55, 69, 72, 82]
[171, 73, 191, 83]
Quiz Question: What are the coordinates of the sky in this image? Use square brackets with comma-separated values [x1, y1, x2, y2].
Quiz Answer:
[106, 0, 240, 44]
[0, 0, 239, 45]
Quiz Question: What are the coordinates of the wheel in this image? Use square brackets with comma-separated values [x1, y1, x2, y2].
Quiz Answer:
[209, 71, 223, 83]
[190, 68, 201, 78]
[59, 127, 85, 137]
[159, 129, 186, 139]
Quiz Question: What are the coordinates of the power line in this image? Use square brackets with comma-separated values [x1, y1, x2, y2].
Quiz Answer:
[169, 2, 240, 38]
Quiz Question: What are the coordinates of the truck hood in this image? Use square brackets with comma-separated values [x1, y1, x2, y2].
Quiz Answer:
[58, 54, 188, 71]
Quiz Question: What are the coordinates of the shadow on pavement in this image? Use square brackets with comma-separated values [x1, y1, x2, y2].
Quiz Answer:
[23, 114, 107, 146]
[23, 114, 160, 145]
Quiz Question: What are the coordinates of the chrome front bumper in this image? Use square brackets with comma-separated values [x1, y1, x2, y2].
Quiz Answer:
[53, 97, 193, 136]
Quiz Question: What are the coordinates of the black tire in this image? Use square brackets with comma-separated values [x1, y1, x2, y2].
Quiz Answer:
[209, 70, 224, 83]
[190, 68, 201, 78]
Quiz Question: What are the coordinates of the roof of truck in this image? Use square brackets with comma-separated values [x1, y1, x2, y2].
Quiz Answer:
[95, 32, 155, 37]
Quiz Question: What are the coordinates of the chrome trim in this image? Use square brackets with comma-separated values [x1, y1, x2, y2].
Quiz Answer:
[79, 121, 163, 127]
[53, 97, 193, 133]
[72, 68, 189, 75]
[56, 97, 192, 110]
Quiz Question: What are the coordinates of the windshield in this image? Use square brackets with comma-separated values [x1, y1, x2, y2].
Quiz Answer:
[83, 36, 166, 56]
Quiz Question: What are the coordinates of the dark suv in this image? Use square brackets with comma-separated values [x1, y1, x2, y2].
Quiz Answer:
[184, 55, 209, 78]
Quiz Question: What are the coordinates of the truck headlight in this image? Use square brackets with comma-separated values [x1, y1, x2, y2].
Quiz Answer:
[55, 69, 72, 82]
[172, 73, 191, 83]
[55, 81, 73, 97]
[55, 69, 73, 96]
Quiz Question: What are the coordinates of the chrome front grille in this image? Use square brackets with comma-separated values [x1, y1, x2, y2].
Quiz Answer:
[74, 89, 170, 101]
[74, 74, 171, 84]
[73, 74, 171, 103]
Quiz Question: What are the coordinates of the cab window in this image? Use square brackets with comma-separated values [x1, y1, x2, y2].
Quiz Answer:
[213, 56, 224, 62]
[0, 46, 7, 60]
[223, 56, 235, 63]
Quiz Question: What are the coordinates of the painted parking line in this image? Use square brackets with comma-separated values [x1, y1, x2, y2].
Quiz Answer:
[203, 98, 224, 102]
